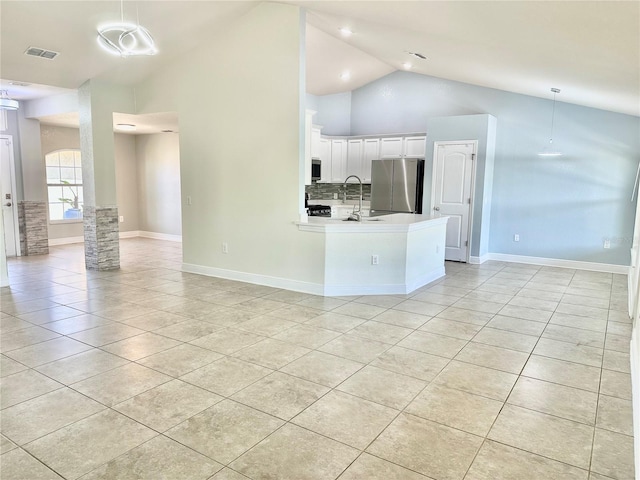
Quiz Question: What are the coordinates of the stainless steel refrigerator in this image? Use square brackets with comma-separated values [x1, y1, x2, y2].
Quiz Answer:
[370, 158, 425, 214]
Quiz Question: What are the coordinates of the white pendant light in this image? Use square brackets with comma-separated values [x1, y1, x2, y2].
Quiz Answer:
[538, 88, 563, 157]
[97, 0, 157, 57]
[0, 90, 19, 110]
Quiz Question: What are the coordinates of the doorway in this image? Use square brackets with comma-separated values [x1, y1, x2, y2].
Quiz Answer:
[431, 141, 476, 262]
[1, 135, 20, 257]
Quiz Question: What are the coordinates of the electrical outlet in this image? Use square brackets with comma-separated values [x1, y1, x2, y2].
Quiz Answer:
[371, 254, 379, 265]
[514, 234, 520, 242]
[187, 196, 192, 205]
[603, 239, 611, 249]
[333, 193, 338, 200]
[222, 242, 228, 254]
[119, 216, 124, 223]
[436, 245, 439, 253]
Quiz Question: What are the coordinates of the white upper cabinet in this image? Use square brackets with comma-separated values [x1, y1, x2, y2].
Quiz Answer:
[362, 138, 380, 183]
[380, 137, 404, 158]
[311, 126, 321, 159]
[311, 133, 425, 184]
[318, 137, 332, 183]
[346, 139, 363, 179]
[404, 136, 426, 158]
[304, 110, 316, 185]
[330, 139, 348, 183]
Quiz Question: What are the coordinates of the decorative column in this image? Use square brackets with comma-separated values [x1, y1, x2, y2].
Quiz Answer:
[18, 201, 48, 255]
[78, 80, 132, 270]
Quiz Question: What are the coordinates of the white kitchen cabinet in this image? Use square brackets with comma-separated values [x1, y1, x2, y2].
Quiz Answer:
[362, 138, 380, 183]
[346, 139, 363, 179]
[311, 126, 322, 159]
[380, 136, 426, 159]
[318, 137, 332, 183]
[304, 110, 316, 185]
[330, 139, 347, 183]
[404, 136, 426, 158]
[380, 137, 404, 158]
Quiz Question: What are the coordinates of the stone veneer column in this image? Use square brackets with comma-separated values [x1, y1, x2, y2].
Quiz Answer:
[83, 206, 120, 270]
[78, 80, 132, 271]
[18, 201, 49, 255]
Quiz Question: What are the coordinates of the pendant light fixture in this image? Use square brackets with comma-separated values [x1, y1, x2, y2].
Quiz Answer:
[538, 88, 563, 157]
[97, 0, 157, 57]
[0, 90, 19, 110]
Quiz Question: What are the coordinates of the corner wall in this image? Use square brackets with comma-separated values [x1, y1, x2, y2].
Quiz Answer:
[134, 3, 325, 287]
[424, 114, 496, 260]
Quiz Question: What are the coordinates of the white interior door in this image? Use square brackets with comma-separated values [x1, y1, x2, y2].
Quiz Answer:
[432, 142, 475, 262]
[1, 135, 20, 257]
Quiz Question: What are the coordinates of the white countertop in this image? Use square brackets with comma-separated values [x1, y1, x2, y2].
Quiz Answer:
[297, 213, 448, 233]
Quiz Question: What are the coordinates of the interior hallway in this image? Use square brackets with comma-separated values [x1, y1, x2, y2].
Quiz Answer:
[0, 238, 635, 479]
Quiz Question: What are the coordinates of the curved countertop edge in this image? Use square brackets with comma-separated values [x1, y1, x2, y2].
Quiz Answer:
[296, 214, 449, 233]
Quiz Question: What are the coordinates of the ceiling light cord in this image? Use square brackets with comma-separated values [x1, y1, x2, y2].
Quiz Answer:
[549, 88, 559, 145]
[537, 87, 562, 157]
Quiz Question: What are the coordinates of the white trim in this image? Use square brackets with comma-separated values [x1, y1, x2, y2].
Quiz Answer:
[485, 252, 628, 274]
[469, 254, 490, 265]
[1, 135, 21, 256]
[119, 230, 139, 239]
[138, 231, 182, 242]
[182, 262, 325, 295]
[48, 230, 183, 246]
[181, 263, 445, 296]
[48, 235, 84, 246]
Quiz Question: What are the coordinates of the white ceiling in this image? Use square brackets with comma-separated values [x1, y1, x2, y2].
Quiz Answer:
[1, 0, 638, 134]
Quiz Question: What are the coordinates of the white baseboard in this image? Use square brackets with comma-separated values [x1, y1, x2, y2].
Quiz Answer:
[48, 231, 182, 246]
[182, 263, 445, 296]
[137, 231, 182, 242]
[480, 252, 628, 274]
[48, 236, 84, 246]
[469, 254, 490, 265]
[182, 263, 325, 295]
[119, 230, 140, 239]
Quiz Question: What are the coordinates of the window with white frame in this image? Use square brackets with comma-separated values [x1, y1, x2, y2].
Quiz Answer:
[45, 149, 83, 222]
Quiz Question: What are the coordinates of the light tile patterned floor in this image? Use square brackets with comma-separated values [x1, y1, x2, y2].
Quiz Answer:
[0, 238, 635, 480]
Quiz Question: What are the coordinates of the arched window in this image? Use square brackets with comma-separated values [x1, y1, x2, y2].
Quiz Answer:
[45, 149, 83, 222]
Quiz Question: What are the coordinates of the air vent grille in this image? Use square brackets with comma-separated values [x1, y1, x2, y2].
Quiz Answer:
[24, 47, 59, 60]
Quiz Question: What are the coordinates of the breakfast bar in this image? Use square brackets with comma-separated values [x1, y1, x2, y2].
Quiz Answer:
[296, 214, 448, 296]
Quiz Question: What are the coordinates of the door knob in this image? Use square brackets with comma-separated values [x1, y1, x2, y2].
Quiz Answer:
[4, 202, 11, 207]
[433, 206, 440, 211]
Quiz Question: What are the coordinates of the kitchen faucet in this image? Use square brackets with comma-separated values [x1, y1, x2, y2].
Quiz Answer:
[343, 175, 363, 222]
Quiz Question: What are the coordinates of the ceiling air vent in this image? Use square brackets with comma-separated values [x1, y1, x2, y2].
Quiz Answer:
[24, 47, 59, 60]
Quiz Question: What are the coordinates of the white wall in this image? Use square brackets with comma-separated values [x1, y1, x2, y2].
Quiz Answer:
[134, 2, 325, 286]
[114, 134, 139, 233]
[135, 133, 181, 236]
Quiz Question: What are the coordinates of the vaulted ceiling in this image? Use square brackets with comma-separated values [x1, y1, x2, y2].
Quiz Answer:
[1, 1, 638, 124]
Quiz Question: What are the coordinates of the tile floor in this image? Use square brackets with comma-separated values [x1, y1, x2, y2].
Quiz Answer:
[0, 238, 635, 480]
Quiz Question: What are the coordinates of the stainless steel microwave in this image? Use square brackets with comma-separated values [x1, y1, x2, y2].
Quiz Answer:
[311, 159, 321, 181]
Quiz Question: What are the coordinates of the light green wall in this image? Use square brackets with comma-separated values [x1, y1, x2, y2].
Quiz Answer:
[135, 134, 181, 236]
[134, 2, 325, 284]
[79, 80, 135, 206]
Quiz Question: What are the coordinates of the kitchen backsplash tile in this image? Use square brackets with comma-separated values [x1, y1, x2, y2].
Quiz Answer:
[306, 183, 371, 201]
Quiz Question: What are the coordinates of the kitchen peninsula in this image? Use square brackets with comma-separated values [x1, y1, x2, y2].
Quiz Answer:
[297, 214, 448, 296]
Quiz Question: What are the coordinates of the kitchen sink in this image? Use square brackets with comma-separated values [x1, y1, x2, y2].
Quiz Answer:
[342, 217, 383, 222]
